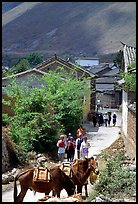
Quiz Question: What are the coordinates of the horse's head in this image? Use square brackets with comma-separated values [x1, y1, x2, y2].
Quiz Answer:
[87, 156, 100, 175]
[72, 158, 89, 173]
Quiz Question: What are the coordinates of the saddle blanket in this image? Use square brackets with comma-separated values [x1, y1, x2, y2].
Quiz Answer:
[33, 167, 51, 182]
[57, 162, 71, 177]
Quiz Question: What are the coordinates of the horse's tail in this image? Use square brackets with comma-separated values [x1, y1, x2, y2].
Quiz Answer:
[14, 175, 18, 202]
[13, 168, 34, 202]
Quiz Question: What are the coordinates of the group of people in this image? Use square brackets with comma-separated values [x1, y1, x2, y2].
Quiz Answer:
[92, 112, 117, 127]
[56, 126, 90, 163]
[57, 112, 117, 163]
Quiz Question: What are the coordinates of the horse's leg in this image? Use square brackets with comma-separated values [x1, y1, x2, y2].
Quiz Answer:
[84, 184, 88, 197]
[49, 189, 56, 197]
[56, 189, 61, 198]
[77, 185, 82, 195]
[15, 187, 28, 202]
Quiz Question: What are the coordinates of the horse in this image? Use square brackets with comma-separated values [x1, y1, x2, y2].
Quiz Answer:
[70, 157, 99, 197]
[13, 166, 75, 202]
[59, 157, 99, 197]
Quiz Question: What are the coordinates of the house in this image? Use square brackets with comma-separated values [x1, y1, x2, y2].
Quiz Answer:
[120, 42, 136, 159]
[35, 54, 96, 121]
[2, 54, 96, 122]
[82, 63, 122, 109]
[2, 68, 47, 116]
[75, 57, 100, 67]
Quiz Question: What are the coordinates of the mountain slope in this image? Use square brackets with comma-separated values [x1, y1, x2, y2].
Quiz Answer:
[2, 2, 136, 64]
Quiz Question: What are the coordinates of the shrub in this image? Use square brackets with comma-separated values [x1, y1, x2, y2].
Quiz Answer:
[87, 155, 136, 201]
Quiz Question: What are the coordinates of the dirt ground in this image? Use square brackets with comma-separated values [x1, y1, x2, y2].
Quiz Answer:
[2, 136, 126, 193]
[93, 136, 126, 171]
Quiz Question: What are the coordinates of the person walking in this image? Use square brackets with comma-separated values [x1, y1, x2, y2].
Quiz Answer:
[80, 135, 90, 159]
[98, 113, 104, 126]
[75, 133, 83, 159]
[76, 126, 85, 137]
[112, 112, 117, 126]
[66, 137, 75, 162]
[92, 113, 97, 127]
[103, 112, 108, 127]
[65, 133, 71, 158]
[108, 112, 111, 126]
[57, 135, 66, 163]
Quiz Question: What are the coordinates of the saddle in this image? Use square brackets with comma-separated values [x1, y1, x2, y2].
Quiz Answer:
[58, 162, 72, 177]
[33, 167, 51, 182]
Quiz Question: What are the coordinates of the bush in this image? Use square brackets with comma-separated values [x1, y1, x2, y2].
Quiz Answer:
[3, 67, 89, 154]
[2, 113, 10, 126]
[87, 155, 136, 201]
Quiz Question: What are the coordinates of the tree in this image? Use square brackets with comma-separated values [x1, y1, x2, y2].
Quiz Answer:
[5, 52, 44, 75]
[113, 50, 123, 66]
[10, 59, 31, 74]
[119, 61, 136, 92]
[3, 67, 89, 153]
[26, 52, 44, 67]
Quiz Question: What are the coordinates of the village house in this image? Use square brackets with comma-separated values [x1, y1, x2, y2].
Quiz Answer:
[75, 57, 100, 67]
[75, 59, 122, 109]
[2, 54, 96, 122]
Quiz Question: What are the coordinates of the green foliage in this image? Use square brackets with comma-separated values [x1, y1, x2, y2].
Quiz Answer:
[128, 61, 136, 70]
[5, 52, 44, 75]
[120, 70, 136, 92]
[113, 50, 123, 66]
[26, 52, 44, 67]
[10, 59, 31, 74]
[2, 113, 11, 126]
[87, 155, 136, 201]
[3, 67, 89, 153]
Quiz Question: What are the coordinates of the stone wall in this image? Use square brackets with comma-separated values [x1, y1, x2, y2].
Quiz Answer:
[123, 109, 136, 159]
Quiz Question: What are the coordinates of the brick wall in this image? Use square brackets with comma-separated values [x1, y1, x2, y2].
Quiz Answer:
[123, 109, 136, 159]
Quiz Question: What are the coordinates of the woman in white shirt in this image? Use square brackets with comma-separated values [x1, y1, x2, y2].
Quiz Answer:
[80, 135, 90, 159]
[57, 135, 66, 163]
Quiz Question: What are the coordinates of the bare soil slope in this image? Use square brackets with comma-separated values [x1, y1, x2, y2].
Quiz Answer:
[2, 2, 136, 63]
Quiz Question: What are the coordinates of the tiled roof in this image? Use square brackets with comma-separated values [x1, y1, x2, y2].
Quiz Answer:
[35, 54, 95, 77]
[2, 68, 46, 80]
[96, 77, 118, 84]
[96, 83, 115, 91]
[102, 67, 119, 77]
[121, 42, 136, 70]
[85, 63, 110, 74]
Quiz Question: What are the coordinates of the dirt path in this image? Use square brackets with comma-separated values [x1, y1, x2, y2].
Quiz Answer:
[2, 108, 122, 202]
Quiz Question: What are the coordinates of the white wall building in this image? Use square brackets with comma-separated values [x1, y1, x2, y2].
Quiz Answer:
[75, 58, 99, 67]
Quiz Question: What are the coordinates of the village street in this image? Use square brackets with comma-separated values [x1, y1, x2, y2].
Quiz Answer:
[85, 108, 122, 157]
[2, 108, 122, 202]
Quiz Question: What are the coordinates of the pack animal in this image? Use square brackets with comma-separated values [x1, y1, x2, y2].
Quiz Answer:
[60, 157, 99, 197]
[71, 158, 95, 197]
[13, 166, 75, 202]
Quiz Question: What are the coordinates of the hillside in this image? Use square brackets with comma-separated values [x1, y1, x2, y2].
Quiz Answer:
[2, 2, 136, 65]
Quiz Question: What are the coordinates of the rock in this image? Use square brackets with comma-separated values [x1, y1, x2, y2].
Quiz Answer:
[112, 199, 124, 202]
[11, 168, 17, 175]
[2, 173, 15, 184]
[128, 164, 136, 171]
[124, 198, 136, 202]
[95, 196, 104, 202]
[2, 175, 10, 184]
[132, 193, 136, 197]
[37, 195, 82, 202]
[44, 197, 80, 202]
